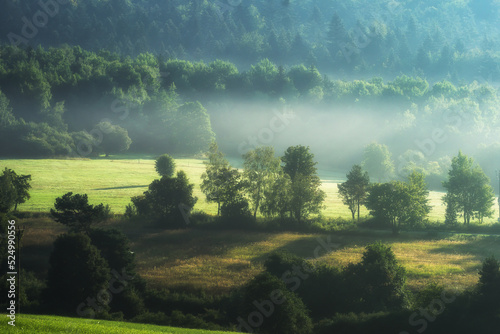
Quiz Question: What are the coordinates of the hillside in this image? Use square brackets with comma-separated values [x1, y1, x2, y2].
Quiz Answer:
[1, 0, 499, 81]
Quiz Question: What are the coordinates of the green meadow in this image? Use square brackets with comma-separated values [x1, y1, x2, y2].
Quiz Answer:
[5, 156, 500, 300]
[20, 218, 500, 296]
[0, 314, 238, 333]
[3, 156, 496, 222]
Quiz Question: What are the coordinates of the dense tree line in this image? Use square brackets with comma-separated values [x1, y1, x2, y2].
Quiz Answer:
[0, 0, 498, 82]
[0, 46, 215, 157]
[1, 45, 499, 164]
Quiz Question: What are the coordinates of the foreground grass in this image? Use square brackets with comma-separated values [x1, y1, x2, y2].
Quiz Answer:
[3, 156, 496, 222]
[0, 314, 238, 333]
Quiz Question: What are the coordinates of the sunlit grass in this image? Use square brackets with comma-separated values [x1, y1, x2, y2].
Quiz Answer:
[3, 156, 496, 223]
[0, 314, 238, 333]
[124, 228, 500, 293]
[0, 157, 218, 215]
[20, 217, 500, 295]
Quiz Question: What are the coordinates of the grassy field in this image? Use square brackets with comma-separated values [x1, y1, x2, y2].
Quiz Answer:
[0, 314, 238, 333]
[2, 156, 497, 222]
[5, 156, 500, 300]
[20, 219, 500, 295]
[128, 229, 500, 293]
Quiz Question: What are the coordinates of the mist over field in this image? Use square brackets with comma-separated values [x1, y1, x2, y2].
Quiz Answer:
[1, 1, 500, 333]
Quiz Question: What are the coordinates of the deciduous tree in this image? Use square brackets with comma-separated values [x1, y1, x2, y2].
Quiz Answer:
[243, 146, 281, 218]
[366, 171, 430, 234]
[362, 142, 395, 182]
[282, 145, 325, 222]
[338, 165, 370, 221]
[442, 151, 495, 225]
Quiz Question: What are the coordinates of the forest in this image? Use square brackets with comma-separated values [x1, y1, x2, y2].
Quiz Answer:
[2, 0, 499, 82]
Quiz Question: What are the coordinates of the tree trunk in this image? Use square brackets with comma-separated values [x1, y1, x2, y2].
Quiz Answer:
[357, 201, 360, 222]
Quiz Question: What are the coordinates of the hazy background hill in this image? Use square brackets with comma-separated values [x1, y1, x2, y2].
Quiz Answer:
[1, 0, 499, 81]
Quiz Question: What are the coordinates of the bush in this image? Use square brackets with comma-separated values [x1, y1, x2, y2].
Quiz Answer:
[343, 242, 410, 312]
[240, 272, 313, 334]
[219, 196, 253, 227]
[264, 251, 311, 278]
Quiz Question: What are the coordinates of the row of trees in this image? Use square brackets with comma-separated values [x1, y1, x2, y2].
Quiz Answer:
[201, 143, 325, 224]
[338, 150, 496, 233]
[1, 45, 499, 165]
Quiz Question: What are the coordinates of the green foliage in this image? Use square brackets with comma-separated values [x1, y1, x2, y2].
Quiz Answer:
[45, 233, 111, 314]
[337, 165, 370, 221]
[243, 146, 282, 218]
[220, 196, 253, 226]
[241, 272, 313, 334]
[442, 151, 495, 225]
[132, 171, 197, 228]
[172, 102, 214, 153]
[88, 229, 135, 274]
[155, 154, 176, 177]
[0, 167, 31, 213]
[94, 122, 132, 157]
[282, 145, 318, 181]
[201, 142, 245, 216]
[50, 192, 112, 234]
[260, 172, 292, 219]
[344, 242, 410, 312]
[362, 142, 395, 182]
[478, 256, 500, 309]
[282, 145, 325, 222]
[264, 251, 310, 278]
[366, 171, 430, 233]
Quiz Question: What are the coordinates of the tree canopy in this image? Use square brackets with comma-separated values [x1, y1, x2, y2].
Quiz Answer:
[442, 151, 495, 225]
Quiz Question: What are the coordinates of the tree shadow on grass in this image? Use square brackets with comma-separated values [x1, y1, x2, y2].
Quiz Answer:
[428, 235, 500, 263]
[93, 185, 148, 190]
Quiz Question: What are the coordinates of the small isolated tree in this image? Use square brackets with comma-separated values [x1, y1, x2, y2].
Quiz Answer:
[366, 171, 430, 234]
[95, 121, 132, 157]
[282, 145, 325, 223]
[0, 168, 31, 212]
[45, 233, 110, 314]
[50, 192, 112, 234]
[338, 165, 370, 221]
[243, 146, 282, 218]
[443, 151, 495, 225]
[0, 169, 18, 213]
[362, 142, 395, 182]
[155, 154, 175, 177]
[344, 242, 409, 312]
